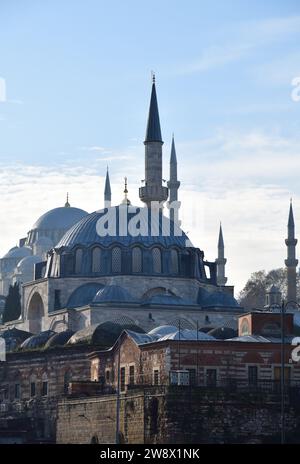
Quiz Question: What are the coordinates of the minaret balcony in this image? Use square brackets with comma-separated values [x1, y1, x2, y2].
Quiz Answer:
[139, 185, 168, 204]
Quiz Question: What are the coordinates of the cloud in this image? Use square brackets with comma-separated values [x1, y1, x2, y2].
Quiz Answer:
[175, 15, 300, 75]
[79, 146, 106, 152]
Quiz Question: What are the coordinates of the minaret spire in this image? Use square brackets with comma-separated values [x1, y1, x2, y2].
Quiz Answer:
[104, 167, 111, 208]
[215, 223, 227, 286]
[167, 135, 181, 223]
[139, 75, 168, 208]
[285, 199, 298, 304]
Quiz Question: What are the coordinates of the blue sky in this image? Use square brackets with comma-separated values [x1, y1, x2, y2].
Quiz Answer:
[1, 0, 300, 293]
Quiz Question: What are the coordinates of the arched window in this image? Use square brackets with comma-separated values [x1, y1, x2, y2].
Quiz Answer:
[75, 248, 83, 274]
[132, 247, 142, 273]
[92, 247, 101, 273]
[170, 249, 179, 274]
[42, 372, 48, 396]
[152, 247, 162, 274]
[64, 371, 72, 395]
[112, 247, 121, 273]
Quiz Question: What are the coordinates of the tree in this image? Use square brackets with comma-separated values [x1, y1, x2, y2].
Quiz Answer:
[3, 282, 21, 323]
[238, 267, 300, 311]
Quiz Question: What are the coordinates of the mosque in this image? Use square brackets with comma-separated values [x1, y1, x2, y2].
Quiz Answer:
[0, 77, 249, 336]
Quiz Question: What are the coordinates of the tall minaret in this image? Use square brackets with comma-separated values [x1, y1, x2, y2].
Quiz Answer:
[139, 75, 168, 208]
[285, 200, 298, 304]
[104, 167, 111, 208]
[167, 135, 180, 223]
[215, 223, 227, 286]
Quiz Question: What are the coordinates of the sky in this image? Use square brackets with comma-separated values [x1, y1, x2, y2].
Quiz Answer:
[1, 0, 300, 294]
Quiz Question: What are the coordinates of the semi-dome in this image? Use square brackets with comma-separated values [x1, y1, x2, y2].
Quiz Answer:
[3, 246, 32, 259]
[67, 283, 105, 309]
[32, 206, 88, 231]
[198, 287, 239, 308]
[93, 285, 135, 304]
[56, 205, 191, 249]
[16, 255, 43, 273]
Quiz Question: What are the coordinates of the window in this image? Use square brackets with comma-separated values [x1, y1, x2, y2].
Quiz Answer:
[75, 248, 83, 274]
[64, 371, 72, 395]
[132, 247, 142, 273]
[153, 369, 159, 385]
[42, 381, 48, 396]
[3, 386, 8, 400]
[248, 366, 258, 386]
[112, 247, 121, 273]
[129, 366, 135, 385]
[105, 370, 110, 383]
[54, 290, 61, 311]
[14, 383, 20, 399]
[187, 369, 197, 386]
[30, 382, 36, 397]
[206, 369, 217, 387]
[120, 367, 126, 391]
[170, 249, 179, 274]
[152, 248, 162, 274]
[92, 247, 101, 273]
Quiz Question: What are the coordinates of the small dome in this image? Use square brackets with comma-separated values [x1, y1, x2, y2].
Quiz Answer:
[157, 329, 215, 341]
[67, 283, 105, 308]
[3, 246, 32, 259]
[268, 284, 280, 294]
[93, 285, 135, 304]
[68, 321, 145, 347]
[148, 325, 178, 338]
[44, 330, 74, 348]
[20, 330, 55, 350]
[0, 328, 32, 352]
[32, 206, 88, 231]
[17, 255, 43, 272]
[208, 327, 237, 340]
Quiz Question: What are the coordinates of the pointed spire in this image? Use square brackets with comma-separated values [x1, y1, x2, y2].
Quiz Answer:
[170, 134, 177, 165]
[218, 223, 224, 248]
[288, 198, 295, 228]
[65, 192, 70, 207]
[104, 167, 111, 207]
[144, 74, 163, 143]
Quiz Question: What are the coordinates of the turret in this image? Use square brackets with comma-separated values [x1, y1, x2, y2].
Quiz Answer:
[167, 135, 180, 223]
[104, 168, 111, 208]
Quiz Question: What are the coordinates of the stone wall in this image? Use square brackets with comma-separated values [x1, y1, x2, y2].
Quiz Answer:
[56, 386, 300, 444]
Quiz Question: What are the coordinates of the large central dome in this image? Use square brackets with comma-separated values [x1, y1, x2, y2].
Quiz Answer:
[57, 205, 191, 249]
[32, 206, 88, 231]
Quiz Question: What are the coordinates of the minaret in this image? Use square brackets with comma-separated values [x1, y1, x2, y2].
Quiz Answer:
[215, 223, 227, 286]
[139, 75, 168, 208]
[285, 200, 298, 304]
[167, 135, 180, 223]
[104, 167, 111, 208]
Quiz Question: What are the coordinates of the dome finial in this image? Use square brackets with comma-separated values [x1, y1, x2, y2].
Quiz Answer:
[151, 70, 155, 84]
[65, 192, 70, 207]
[121, 176, 131, 205]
